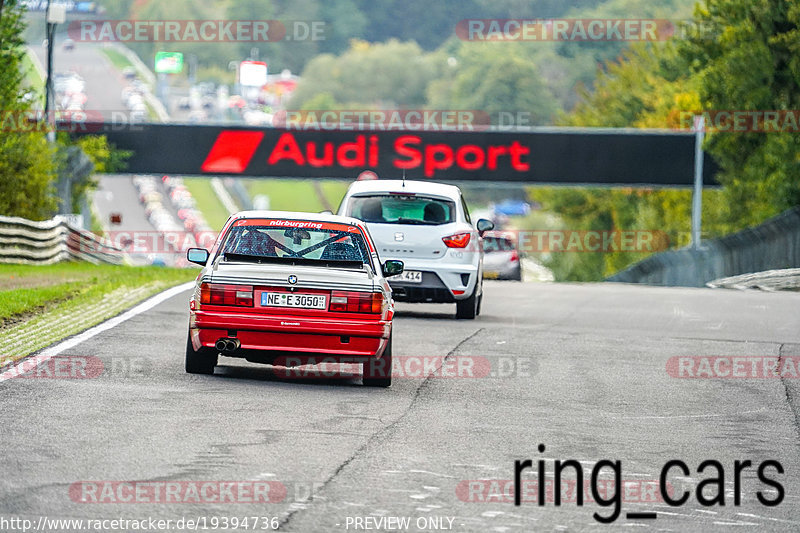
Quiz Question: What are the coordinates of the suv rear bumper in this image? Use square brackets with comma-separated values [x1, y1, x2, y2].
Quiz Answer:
[389, 270, 475, 303]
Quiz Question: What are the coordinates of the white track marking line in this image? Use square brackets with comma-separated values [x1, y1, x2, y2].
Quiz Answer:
[0, 282, 194, 382]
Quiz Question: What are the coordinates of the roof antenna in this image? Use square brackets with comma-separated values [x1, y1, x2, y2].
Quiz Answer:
[402, 169, 406, 188]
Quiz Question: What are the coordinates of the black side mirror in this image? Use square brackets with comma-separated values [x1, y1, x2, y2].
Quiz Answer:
[187, 248, 210, 266]
[476, 218, 494, 236]
[382, 259, 404, 277]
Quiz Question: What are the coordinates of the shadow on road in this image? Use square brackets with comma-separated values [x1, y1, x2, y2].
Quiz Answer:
[211, 362, 365, 388]
[393, 310, 458, 320]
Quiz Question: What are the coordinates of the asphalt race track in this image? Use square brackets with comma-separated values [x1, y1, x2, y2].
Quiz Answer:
[1, 281, 799, 532]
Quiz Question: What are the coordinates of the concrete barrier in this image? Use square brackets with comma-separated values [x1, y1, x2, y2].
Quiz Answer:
[608, 206, 800, 287]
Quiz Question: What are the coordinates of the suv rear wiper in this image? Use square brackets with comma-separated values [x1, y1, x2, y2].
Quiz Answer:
[395, 218, 431, 225]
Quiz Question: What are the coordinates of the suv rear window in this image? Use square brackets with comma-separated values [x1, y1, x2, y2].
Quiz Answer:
[348, 195, 455, 226]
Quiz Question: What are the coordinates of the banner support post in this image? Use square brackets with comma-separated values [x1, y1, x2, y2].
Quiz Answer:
[691, 115, 706, 250]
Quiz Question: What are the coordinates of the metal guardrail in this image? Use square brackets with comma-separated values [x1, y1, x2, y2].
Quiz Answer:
[608, 206, 800, 288]
[707, 268, 800, 291]
[0, 215, 127, 265]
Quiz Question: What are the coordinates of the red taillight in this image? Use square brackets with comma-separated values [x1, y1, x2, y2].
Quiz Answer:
[510, 250, 519, 262]
[330, 291, 383, 314]
[200, 283, 253, 307]
[443, 232, 471, 248]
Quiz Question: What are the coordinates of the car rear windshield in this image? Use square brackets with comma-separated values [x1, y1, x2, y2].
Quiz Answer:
[483, 236, 515, 253]
[219, 222, 370, 265]
[348, 194, 455, 225]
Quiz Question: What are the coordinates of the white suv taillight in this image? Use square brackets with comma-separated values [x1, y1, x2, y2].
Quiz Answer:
[442, 233, 471, 248]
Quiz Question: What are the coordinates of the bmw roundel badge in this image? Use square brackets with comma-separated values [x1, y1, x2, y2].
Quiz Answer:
[288, 275, 298, 285]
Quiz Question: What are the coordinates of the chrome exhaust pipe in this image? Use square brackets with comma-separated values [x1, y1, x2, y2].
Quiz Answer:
[216, 338, 241, 352]
[225, 338, 241, 352]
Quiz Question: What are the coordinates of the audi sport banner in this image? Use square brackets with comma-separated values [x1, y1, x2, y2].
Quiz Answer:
[68, 123, 719, 185]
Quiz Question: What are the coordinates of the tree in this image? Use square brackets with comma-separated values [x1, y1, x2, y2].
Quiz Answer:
[535, 42, 721, 280]
[227, 0, 324, 74]
[427, 43, 559, 124]
[678, 0, 800, 227]
[0, 0, 57, 220]
[289, 40, 441, 109]
[0, 1, 124, 220]
[317, 0, 367, 55]
[541, 0, 800, 281]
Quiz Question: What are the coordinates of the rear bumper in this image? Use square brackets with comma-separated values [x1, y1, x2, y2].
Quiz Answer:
[484, 262, 521, 280]
[388, 260, 479, 302]
[190, 309, 391, 358]
[390, 271, 456, 303]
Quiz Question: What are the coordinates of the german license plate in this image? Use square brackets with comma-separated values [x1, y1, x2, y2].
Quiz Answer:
[261, 292, 327, 310]
[394, 270, 422, 283]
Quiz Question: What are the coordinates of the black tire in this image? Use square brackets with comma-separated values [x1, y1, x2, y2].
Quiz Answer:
[476, 293, 483, 316]
[510, 265, 522, 281]
[456, 287, 478, 319]
[185, 332, 218, 375]
[363, 334, 392, 387]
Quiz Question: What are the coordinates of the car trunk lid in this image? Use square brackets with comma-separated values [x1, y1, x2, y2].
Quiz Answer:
[365, 222, 456, 260]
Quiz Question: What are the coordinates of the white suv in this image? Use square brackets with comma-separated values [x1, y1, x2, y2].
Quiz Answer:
[338, 180, 493, 319]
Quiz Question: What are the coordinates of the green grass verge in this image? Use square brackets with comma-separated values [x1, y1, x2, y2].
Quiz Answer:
[185, 178, 352, 230]
[101, 47, 134, 72]
[0, 283, 82, 325]
[319, 180, 351, 212]
[247, 180, 322, 212]
[20, 48, 44, 98]
[183, 178, 232, 230]
[246, 179, 351, 213]
[0, 262, 193, 324]
[0, 262, 195, 365]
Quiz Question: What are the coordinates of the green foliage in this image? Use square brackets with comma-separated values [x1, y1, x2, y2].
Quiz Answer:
[562, 43, 702, 128]
[100, 0, 693, 111]
[0, 0, 58, 220]
[288, 40, 442, 109]
[73, 135, 130, 175]
[0, 2, 132, 219]
[299, 91, 338, 112]
[530, 186, 730, 280]
[0, 131, 58, 219]
[678, 0, 800, 226]
[62, 135, 130, 213]
[546, 41, 709, 279]
[539, 0, 800, 281]
[353, 0, 609, 49]
[427, 43, 558, 124]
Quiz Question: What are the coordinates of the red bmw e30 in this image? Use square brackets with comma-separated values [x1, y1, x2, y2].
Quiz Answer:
[185, 211, 404, 387]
